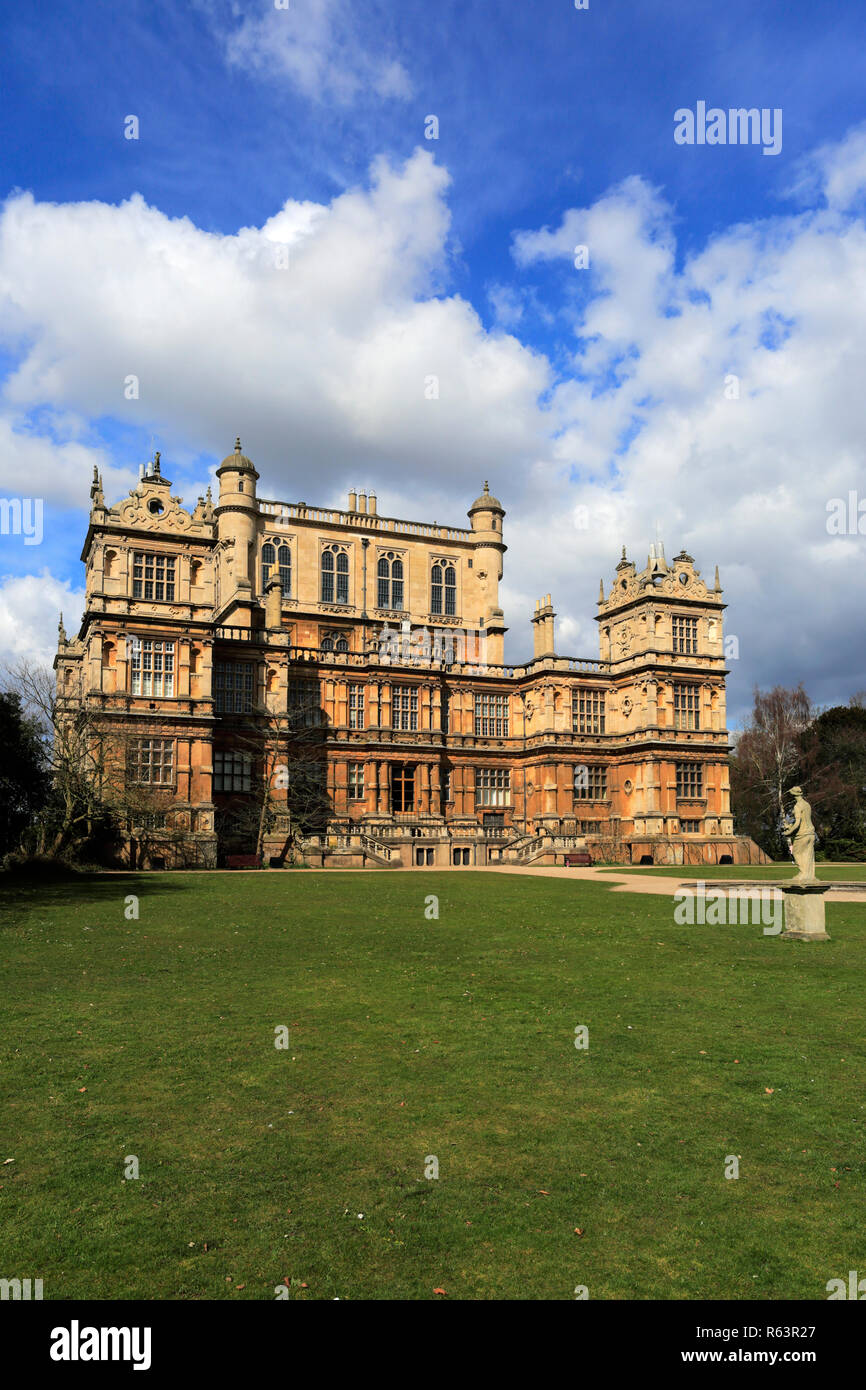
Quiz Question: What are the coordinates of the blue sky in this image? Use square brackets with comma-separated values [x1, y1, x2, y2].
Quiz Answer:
[2, 0, 866, 721]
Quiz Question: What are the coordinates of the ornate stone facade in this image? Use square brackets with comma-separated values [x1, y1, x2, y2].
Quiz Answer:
[54, 442, 768, 869]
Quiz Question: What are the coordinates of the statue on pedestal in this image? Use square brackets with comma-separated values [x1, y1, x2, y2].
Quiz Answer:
[782, 786, 817, 883]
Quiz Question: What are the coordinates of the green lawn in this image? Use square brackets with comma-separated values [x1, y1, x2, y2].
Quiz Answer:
[596, 863, 866, 880]
[2, 870, 865, 1300]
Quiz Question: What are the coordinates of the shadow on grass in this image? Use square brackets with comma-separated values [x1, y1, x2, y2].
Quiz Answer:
[0, 870, 193, 920]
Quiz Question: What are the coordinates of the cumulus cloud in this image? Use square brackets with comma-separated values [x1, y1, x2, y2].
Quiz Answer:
[224, 0, 412, 104]
[0, 416, 133, 510]
[2, 133, 866, 715]
[505, 150, 866, 712]
[0, 572, 84, 672]
[0, 151, 549, 509]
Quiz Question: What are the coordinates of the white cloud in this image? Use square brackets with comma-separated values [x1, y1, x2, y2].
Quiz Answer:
[0, 152, 549, 509]
[0, 572, 84, 672]
[0, 416, 133, 510]
[2, 132, 866, 715]
[224, 0, 412, 104]
[789, 123, 866, 212]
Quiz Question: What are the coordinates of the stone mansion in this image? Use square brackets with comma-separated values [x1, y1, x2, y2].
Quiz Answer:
[54, 440, 766, 869]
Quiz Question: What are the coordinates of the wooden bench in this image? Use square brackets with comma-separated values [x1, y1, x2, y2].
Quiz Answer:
[225, 854, 262, 870]
[564, 852, 593, 867]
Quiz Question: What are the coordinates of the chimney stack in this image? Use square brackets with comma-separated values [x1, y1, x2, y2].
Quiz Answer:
[531, 595, 556, 659]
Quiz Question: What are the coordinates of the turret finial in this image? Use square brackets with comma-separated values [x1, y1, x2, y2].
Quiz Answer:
[235, 436, 242, 454]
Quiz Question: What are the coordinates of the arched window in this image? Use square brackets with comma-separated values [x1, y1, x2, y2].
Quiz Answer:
[321, 631, 350, 654]
[378, 552, 404, 610]
[278, 545, 291, 597]
[444, 565, 456, 616]
[431, 562, 456, 616]
[431, 563, 443, 614]
[322, 548, 334, 601]
[321, 545, 349, 604]
[336, 551, 349, 604]
[262, 542, 275, 592]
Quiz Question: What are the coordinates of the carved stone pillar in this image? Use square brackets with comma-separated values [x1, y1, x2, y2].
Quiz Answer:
[431, 763, 442, 816]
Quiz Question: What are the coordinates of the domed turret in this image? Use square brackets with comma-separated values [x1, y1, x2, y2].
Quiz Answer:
[216, 436, 259, 482]
[468, 480, 504, 520]
[467, 481, 507, 664]
[215, 436, 259, 598]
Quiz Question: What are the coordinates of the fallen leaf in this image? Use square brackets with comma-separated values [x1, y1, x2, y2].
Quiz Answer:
[764, 1088, 774, 1095]
[574, 1228, 584, 1236]
[78, 1087, 87, 1092]
[537, 1189, 550, 1195]
[433, 1287, 447, 1296]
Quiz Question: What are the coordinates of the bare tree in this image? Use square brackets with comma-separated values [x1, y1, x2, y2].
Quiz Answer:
[730, 683, 812, 858]
[10, 660, 173, 864]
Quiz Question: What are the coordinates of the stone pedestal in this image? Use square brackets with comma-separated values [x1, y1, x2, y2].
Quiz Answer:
[781, 882, 831, 941]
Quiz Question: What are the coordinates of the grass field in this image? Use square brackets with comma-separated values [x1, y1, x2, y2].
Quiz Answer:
[595, 863, 866, 880]
[2, 870, 865, 1300]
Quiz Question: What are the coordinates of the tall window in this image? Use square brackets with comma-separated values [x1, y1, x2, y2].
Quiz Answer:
[443, 768, 452, 802]
[214, 661, 254, 714]
[262, 542, 275, 590]
[263, 542, 291, 597]
[132, 553, 175, 601]
[321, 545, 349, 604]
[475, 692, 509, 737]
[392, 686, 418, 731]
[348, 763, 365, 801]
[130, 639, 174, 697]
[431, 562, 456, 616]
[475, 767, 511, 807]
[674, 684, 700, 730]
[214, 751, 252, 792]
[672, 615, 698, 655]
[377, 552, 404, 610]
[129, 738, 174, 786]
[392, 764, 415, 812]
[573, 688, 605, 734]
[676, 762, 703, 798]
[288, 678, 322, 727]
[574, 765, 607, 800]
[349, 683, 365, 730]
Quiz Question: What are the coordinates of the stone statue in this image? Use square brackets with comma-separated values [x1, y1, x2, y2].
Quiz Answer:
[782, 786, 817, 883]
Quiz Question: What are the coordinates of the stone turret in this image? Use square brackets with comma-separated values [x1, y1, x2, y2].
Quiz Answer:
[215, 437, 259, 602]
[468, 481, 508, 663]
